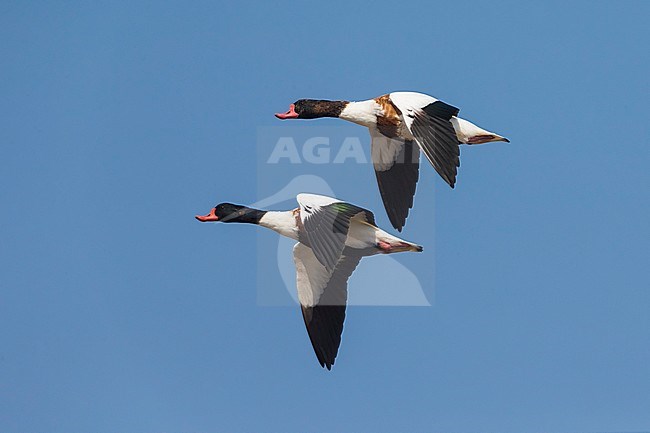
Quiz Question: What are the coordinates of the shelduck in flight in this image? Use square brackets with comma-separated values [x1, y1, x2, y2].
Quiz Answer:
[196, 193, 423, 370]
[276, 91, 509, 231]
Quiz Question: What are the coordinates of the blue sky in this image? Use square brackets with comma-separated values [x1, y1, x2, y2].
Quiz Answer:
[1, 1, 649, 432]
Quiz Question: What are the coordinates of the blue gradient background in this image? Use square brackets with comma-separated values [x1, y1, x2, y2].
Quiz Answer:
[1, 2, 649, 432]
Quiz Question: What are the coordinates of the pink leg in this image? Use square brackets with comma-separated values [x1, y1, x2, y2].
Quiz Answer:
[377, 241, 393, 253]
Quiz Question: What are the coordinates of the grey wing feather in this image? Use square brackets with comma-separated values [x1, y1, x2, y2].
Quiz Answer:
[302, 203, 375, 271]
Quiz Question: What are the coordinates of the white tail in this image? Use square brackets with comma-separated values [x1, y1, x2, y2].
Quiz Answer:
[451, 117, 509, 144]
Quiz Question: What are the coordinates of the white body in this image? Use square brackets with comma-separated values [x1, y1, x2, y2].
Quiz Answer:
[258, 211, 299, 240]
[340, 100, 384, 128]
[340, 91, 504, 144]
[258, 209, 412, 251]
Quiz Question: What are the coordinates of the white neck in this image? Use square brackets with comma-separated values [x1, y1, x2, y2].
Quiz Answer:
[339, 100, 382, 128]
[258, 211, 299, 241]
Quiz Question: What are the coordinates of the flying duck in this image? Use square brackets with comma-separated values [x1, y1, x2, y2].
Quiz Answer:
[196, 193, 423, 370]
[275, 91, 509, 231]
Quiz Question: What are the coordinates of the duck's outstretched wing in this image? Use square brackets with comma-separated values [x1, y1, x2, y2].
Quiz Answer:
[369, 129, 420, 232]
[389, 92, 461, 188]
[293, 243, 363, 370]
[297, 193, 375, 271]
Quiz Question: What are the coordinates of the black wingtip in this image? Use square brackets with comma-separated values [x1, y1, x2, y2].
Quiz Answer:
[423, 100, 460, 120]
[388, 214, 405, 232]
[320, 358, 333, 370]
[445, 174, 456, 189]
